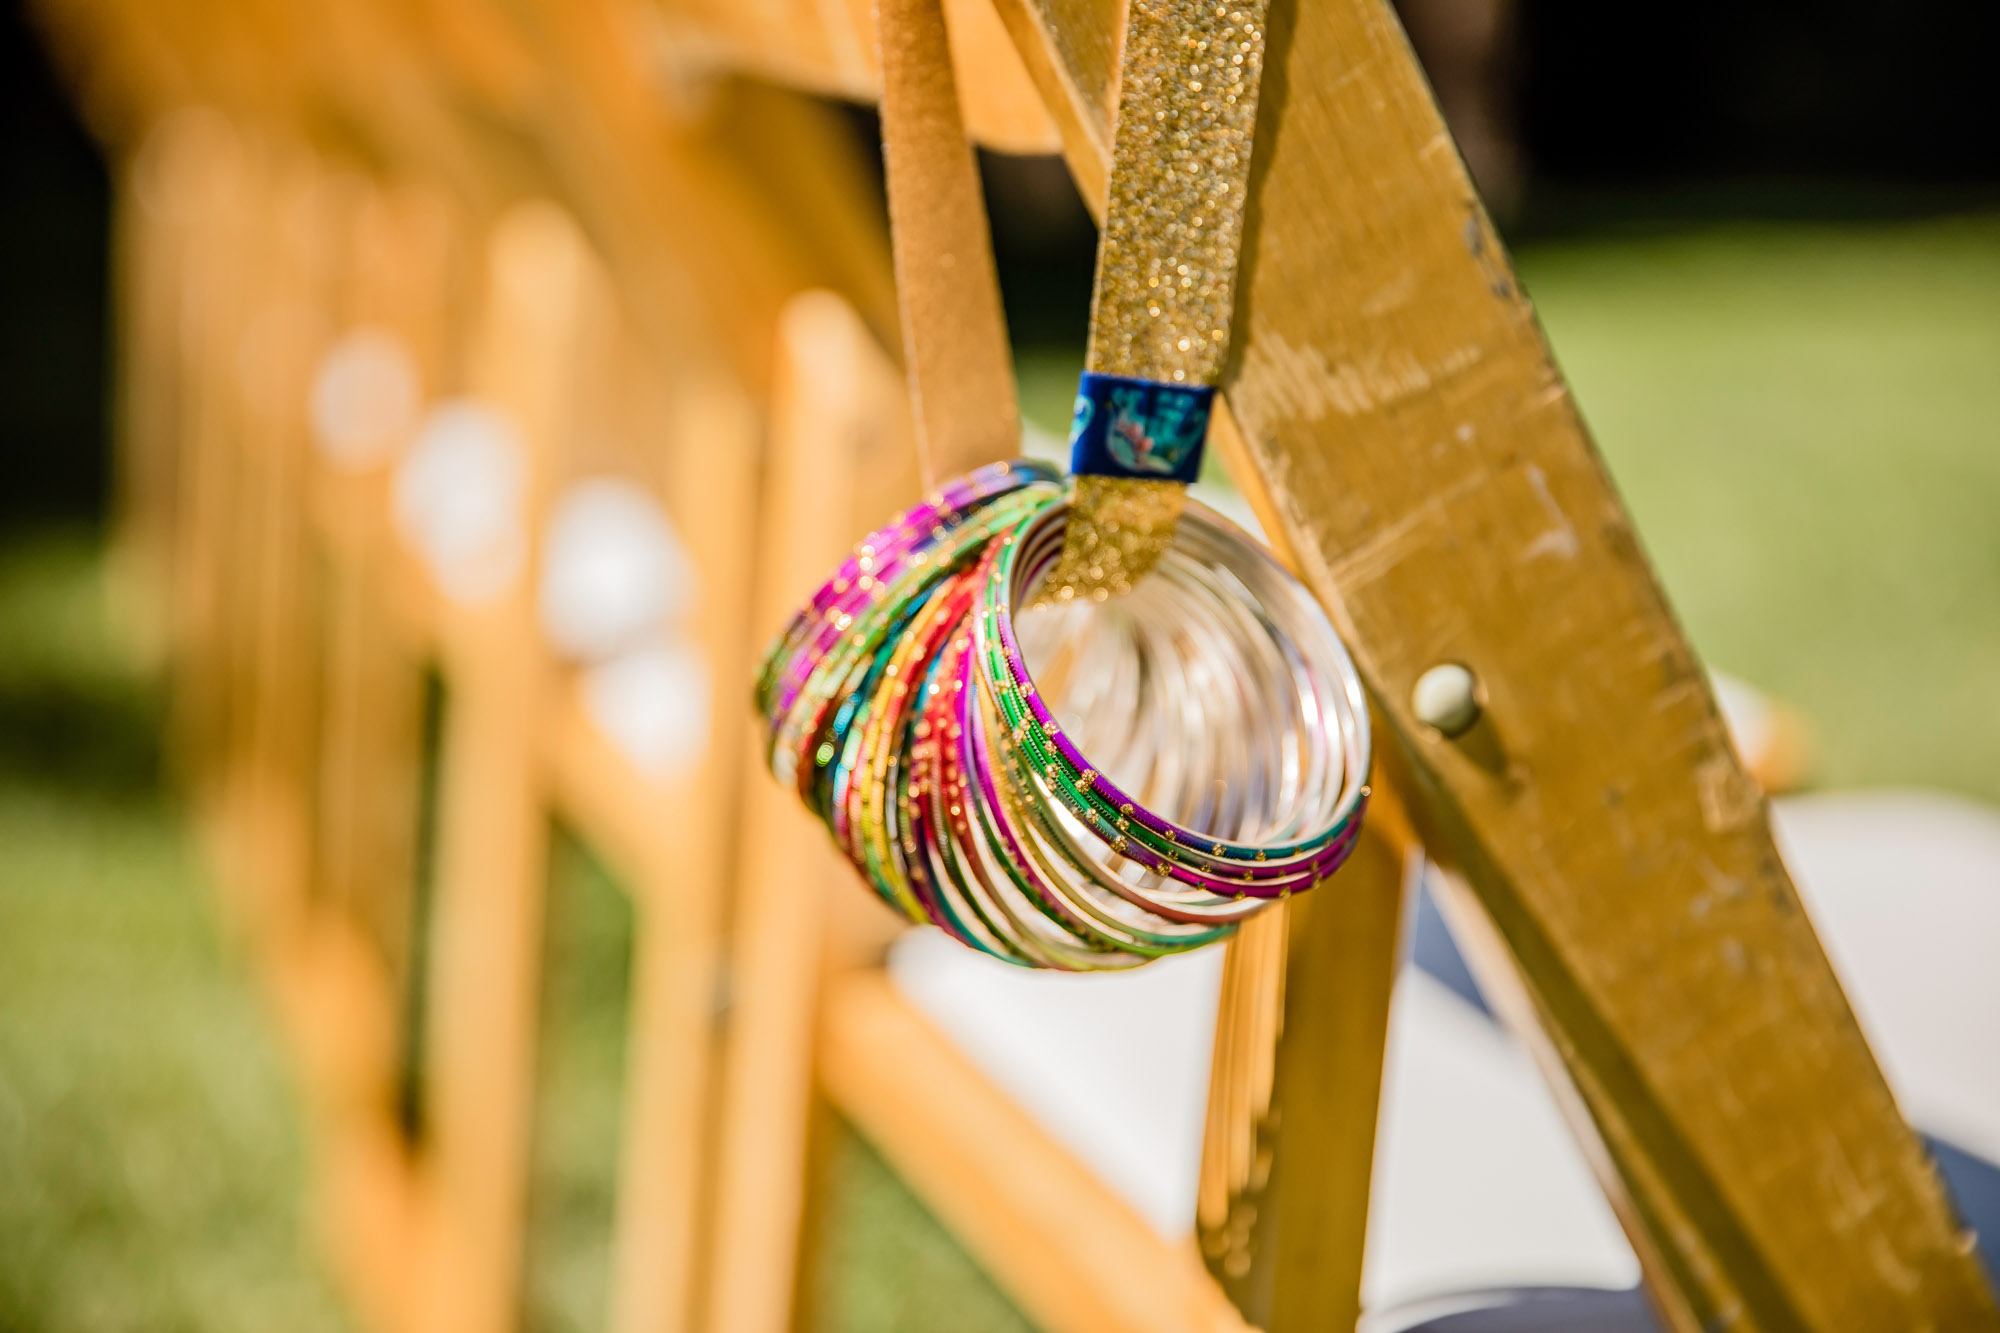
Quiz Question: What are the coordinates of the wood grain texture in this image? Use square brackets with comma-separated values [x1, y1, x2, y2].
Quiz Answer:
[1000, 0, 2000, 1320]
[415, 202, 585, 1333]
[321, 1106, 427, 1333]
[311, 179, 458, 997]
[878, 0, 1021, 485]
[551, 370, 762, 1333]
[704, 291, 920, 1333]
[643, 0, 1061, 153]
[997, 0, 1999, 1326]
[197, 137, 340, 957]
[125, 135, 435, 1333]
[48, 0, 905, 393]
[162, 119, 255, 842]
[1197, 792, 1417, 1331]
[108, 142, 185, 664]
[940, 0, 1063, 153]
[982, 0, 1113, 210]
[1232, 4, 1997, 1325]
[821, 972, 1254, 1333]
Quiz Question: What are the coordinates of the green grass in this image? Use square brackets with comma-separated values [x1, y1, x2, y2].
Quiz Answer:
[1520, 214, 2000, 801]
[803, 1133, 1035, 1333]
[0, 535, 349, 1333]
[523, 832, 633, 1333]
[1024, 212, 2000, 802]
[2, 212, 1998, 1331]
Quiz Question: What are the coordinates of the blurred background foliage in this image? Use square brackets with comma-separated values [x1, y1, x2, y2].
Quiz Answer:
[1, 0, 1997, 1328]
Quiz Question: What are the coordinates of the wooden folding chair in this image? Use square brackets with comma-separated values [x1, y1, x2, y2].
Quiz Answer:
[43, 0, 2000, 1328]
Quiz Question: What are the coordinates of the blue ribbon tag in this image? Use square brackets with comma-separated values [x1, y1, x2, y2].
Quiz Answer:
[1067, 372, 1213, 485]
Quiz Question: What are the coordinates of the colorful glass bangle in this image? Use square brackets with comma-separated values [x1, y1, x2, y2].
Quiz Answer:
[969, 500, 1368, 903]
[751, 462, 1372, 970]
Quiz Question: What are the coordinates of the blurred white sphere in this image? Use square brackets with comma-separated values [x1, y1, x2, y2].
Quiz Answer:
[310, 328, 421, 470]
[582, 637, 712, 778]
[393, 399, 527, 604]
[540, 477, 697, 663]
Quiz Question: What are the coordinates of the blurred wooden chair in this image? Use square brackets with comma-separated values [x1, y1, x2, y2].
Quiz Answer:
[38, 0, 2000, 1330]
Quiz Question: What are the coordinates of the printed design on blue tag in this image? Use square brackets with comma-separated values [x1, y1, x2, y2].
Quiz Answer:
[1067, 373, 1214, 485]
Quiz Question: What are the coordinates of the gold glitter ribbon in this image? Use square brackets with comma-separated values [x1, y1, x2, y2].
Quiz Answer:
[1041, 0, 1269, 602]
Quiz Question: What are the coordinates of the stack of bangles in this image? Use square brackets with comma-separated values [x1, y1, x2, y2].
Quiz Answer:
[753, 459, 1372, 971]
